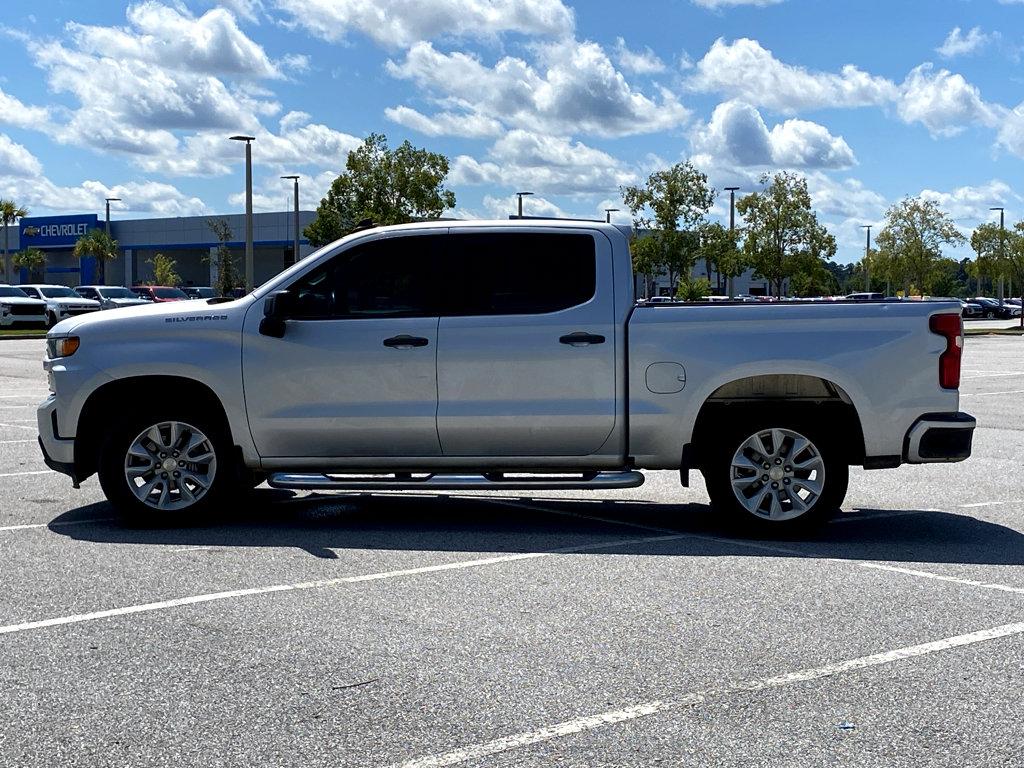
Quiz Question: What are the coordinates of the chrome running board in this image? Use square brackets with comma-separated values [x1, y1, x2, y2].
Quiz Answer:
[266, 470, 645, 491]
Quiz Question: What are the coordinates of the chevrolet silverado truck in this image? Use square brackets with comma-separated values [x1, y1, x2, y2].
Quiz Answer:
[38, 220, 975, 531]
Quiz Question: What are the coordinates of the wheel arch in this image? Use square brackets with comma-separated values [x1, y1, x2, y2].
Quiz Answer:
[74, 375, 233, 482]
[685, 374, 867, 469]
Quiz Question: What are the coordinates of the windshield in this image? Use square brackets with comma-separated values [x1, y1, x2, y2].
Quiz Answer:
[0, 287, 30, 298]
[40, 287, 80, 298]
[101, 288, 141, 299]
[155, 287, 188, 299]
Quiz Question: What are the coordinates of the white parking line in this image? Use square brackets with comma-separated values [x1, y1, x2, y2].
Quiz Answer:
[959, 499, 1023, 508]
[858, 562, 1024, 596]
[0, 439, 35, 444]
[960, 390, 1024, 397]
[0, 518, 112, 533]
[0, 423, 36, 431]
[961, 371, 1024, 379]
[0, 532, 688, 636]
[399, 620, 1024, 767]
[0, 470, 52, 479]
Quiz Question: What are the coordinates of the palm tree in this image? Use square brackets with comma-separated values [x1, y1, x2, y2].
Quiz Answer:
[1, 199, 29, 284]
[72, 228, 119, 284]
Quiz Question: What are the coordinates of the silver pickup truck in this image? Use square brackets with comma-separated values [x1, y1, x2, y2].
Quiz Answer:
[38, 220, 975, 532]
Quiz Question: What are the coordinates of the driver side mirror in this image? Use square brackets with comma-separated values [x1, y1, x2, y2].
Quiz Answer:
[259, 289, 296, 338]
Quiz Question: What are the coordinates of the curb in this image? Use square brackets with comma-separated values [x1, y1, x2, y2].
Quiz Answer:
[0, 333, 47, 340]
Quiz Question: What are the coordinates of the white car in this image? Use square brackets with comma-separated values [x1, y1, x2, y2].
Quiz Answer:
[19, 284, 100, 327]
[73, 285, 150, 310]
[0, 284, 48, 327]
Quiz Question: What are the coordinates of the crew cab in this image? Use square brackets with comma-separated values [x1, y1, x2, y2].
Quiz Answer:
[38, 221, 975, 532]
[74, 285, 150, 310]
[19, 284, 100, 327]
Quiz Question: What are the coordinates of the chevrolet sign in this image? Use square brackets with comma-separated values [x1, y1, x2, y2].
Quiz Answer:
[20, 214, 99, 248]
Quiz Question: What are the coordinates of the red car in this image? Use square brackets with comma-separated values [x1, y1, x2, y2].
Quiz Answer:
[131, 285, 189, 303]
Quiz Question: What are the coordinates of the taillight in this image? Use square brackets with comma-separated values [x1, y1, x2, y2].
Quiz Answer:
[929, 313, 962, 389]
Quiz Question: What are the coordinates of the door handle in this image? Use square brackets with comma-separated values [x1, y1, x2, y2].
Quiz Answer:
[559, 332, 606, 346]
[383, 334, 429, 349]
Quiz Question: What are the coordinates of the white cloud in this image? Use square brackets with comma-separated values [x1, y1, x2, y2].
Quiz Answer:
[386, 40, 688, 138]
[68, 2, 283, 78]
[384, 105, 503, 138]
[483, 193, 570, 219]
[996, 102, 1024, 158]
[691, 100, 856, 169]
[897, 64, 1000, 137]
[0, 175, 209, 217]
[919, 180, 1017, 223]
[937, 26, 995, 58]
[274, 0, 574, 48]
[0, 87, 50, 130]
[689, 38, 898, 112]
[0, 133, 43, 177]
[613, 37, 666, 74]
[450, 129, 637, 194]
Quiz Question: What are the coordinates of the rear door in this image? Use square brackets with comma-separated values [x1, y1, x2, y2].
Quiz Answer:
[435, 229, 617, 457]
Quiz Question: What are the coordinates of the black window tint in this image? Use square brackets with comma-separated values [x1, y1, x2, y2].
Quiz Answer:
[290, 236, 437, 319]
[443, 233, 596, 316]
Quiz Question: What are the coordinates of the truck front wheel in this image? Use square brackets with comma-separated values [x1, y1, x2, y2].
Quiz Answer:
[98, 412, 232, 525]
[703, 418, 848, 533]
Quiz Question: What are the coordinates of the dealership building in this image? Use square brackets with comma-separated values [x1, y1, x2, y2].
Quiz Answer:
[1, 210, 315, 288]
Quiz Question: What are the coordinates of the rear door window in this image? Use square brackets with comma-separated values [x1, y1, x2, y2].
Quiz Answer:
[441, 232, 596, 316]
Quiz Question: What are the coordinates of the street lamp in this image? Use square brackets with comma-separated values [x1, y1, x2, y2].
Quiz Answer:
[515, 191, 534, 218]
[724, 186, 740, 298]
[990, 207, 1005, 304]
[281, 175, 300, 266]
[230, 135, 256, 291]
[104, 197, 121, 285]
[860, 224, 872, 293]
[604, 208, 620, 223]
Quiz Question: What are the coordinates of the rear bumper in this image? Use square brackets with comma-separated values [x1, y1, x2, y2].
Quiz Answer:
[904, 412, 975, 463]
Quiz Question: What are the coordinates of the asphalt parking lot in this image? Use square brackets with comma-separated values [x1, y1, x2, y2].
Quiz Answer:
[1, 336, 1023, 766]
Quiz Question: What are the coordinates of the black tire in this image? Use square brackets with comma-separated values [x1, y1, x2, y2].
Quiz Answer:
[986, 311, 995, 319]
[98, 409, 235, 526]
[46, 311, 57, 328]
[702, 412, 848, 535]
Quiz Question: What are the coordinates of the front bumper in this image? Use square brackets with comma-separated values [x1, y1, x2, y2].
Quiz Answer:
[37, 395, 76, 478]
[904, 412, 975, 463]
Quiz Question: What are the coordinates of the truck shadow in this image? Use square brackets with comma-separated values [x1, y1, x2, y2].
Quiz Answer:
[48, 489, 1024, 567]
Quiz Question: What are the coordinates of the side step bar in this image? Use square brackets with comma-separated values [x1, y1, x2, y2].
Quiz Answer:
[267, 470, 645, 491]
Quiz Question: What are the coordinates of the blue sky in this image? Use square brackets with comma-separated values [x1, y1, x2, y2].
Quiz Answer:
[1, 0, 1022, 262]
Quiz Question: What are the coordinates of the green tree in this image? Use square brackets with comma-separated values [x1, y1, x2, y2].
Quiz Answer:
[875, 197, 964, 296]
[736, 172, 836, 298]
[676, 276, 712, 301]
[305, 133, 456, 247]
[148, 253, 181, 286]
[697, 221, 747, 295]
[12, 247, 45, 282]
[969, 222, 1007, 296]
[1, 199, 29, 284]
[622, 161, 714, 298]
[1002, 223, 1024, 326]
[72, 228, 119, 284]
[206, 218, 240, 297]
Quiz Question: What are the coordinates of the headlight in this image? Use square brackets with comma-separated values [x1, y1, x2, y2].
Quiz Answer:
[47, 336, 80, 358]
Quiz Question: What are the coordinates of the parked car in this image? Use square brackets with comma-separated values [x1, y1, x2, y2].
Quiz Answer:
[39, 220, 975, 535]
[19, 284, 100, 327]
[74, 286, 150, 311]
[845, 292, 884, 301]
[960, 300, 983, 318]
[0, 284, 47, 327]
[970, 297, 1022, 319]
[182, 286, 217, 300]
[132, 285, 190, 303]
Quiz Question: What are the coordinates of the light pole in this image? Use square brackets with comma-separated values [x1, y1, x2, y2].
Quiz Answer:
[281, 175, 300, 266]
[860, 224, 871, 292]
[104, 197, 121, 285]
[604, 208, 619, 223]
[230, 135, 256, 291]
[515, 191, 534, 218]
[724, 186, 740, 298]
[991, 207, 1005, 304]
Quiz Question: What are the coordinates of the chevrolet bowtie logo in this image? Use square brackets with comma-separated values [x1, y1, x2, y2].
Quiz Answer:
[22, 226, 39, 236]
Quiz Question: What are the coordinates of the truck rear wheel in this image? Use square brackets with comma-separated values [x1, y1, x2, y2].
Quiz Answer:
[703, 417, 848, 534]
[98, 411, 232, 525]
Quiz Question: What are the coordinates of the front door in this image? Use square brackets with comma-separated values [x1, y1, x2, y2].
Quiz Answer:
[242, 232, 443, 458]
[435, 229, 618, 457]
